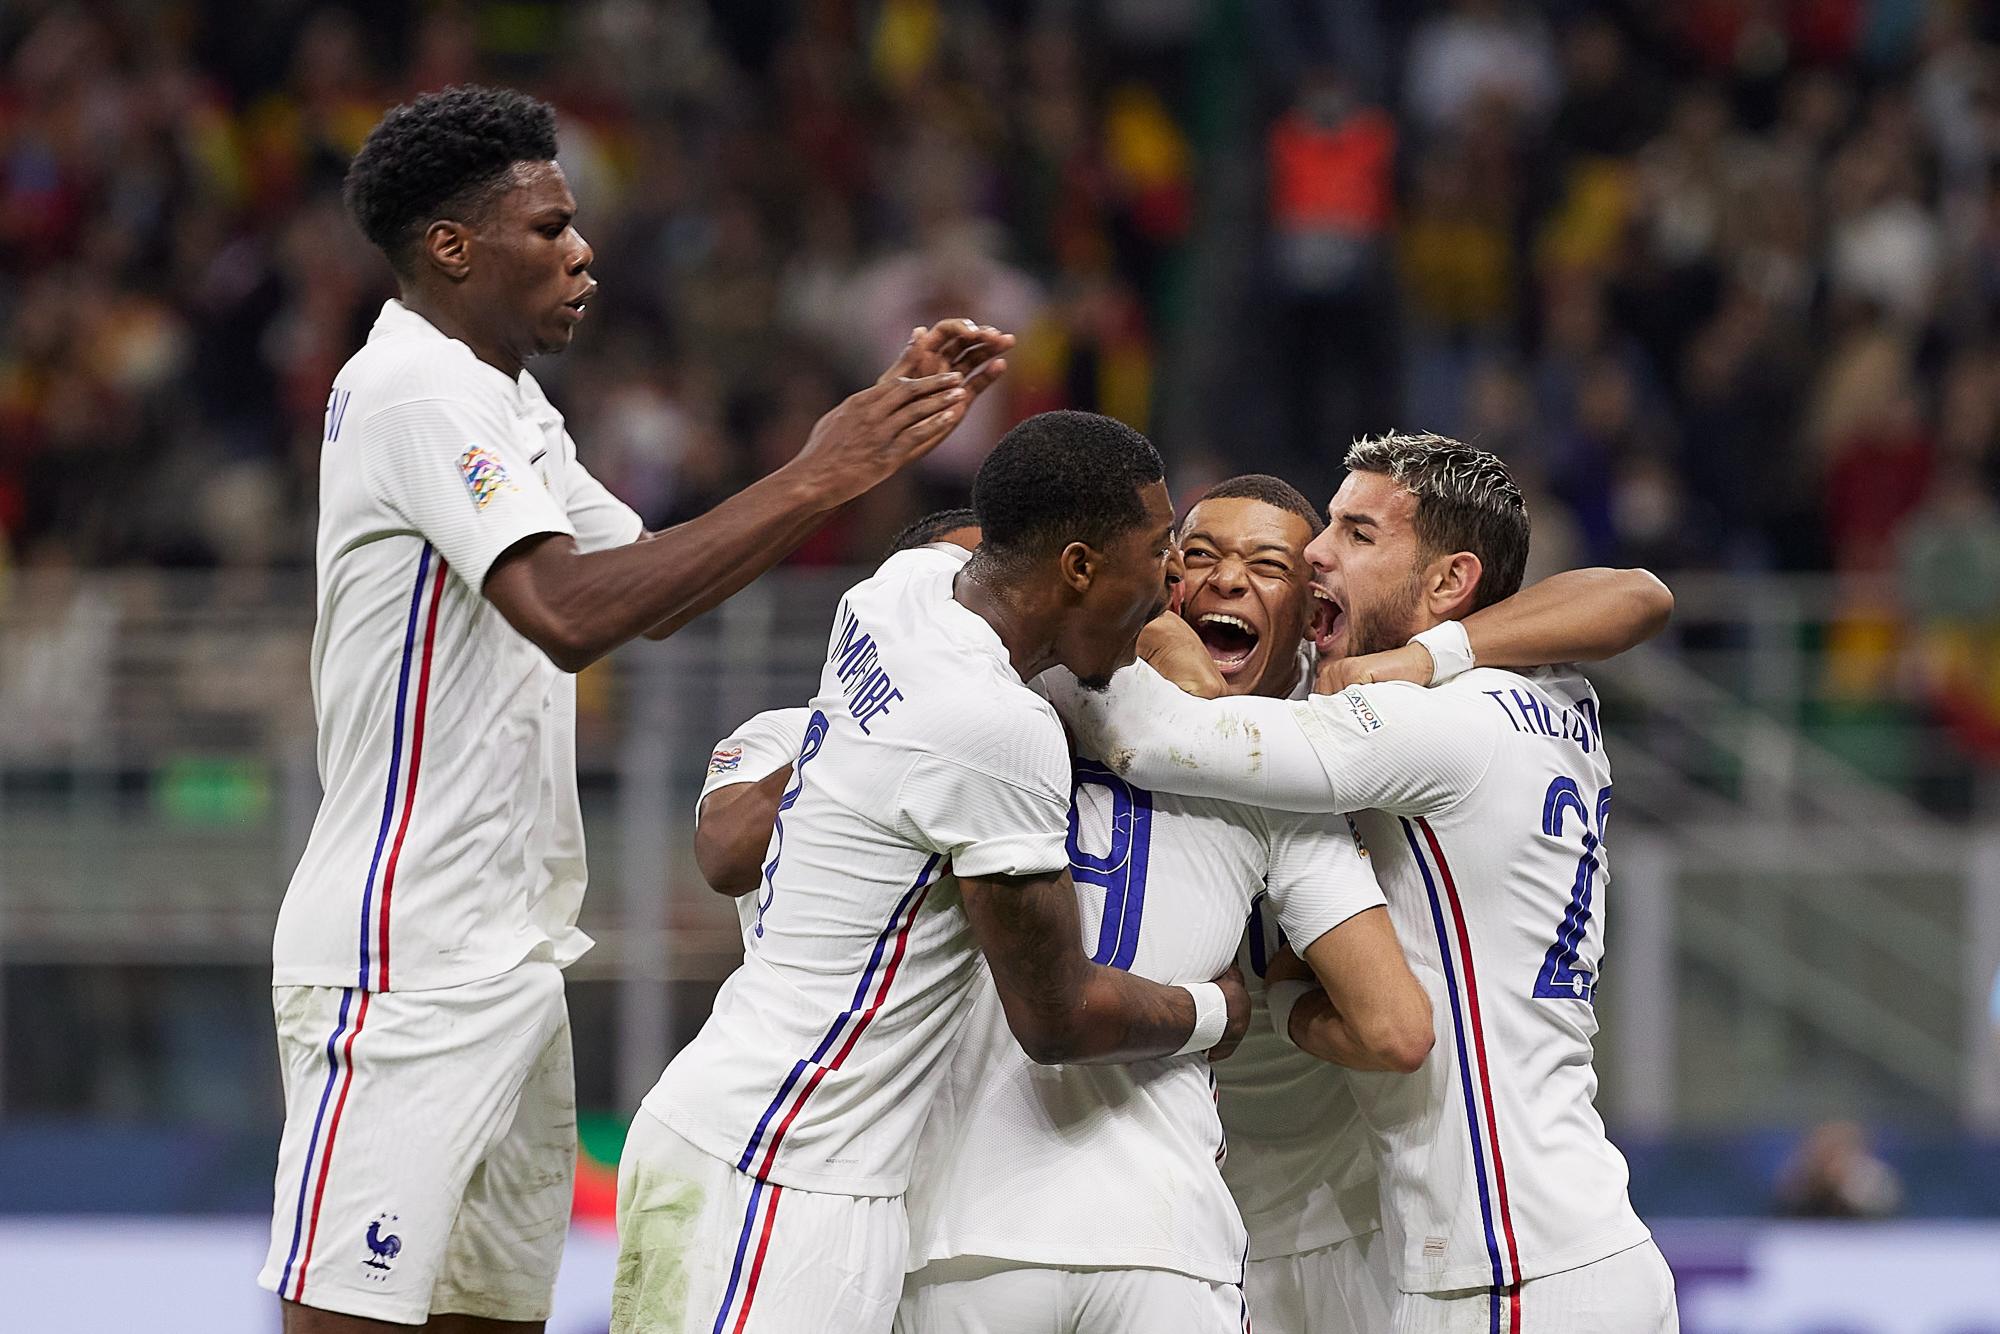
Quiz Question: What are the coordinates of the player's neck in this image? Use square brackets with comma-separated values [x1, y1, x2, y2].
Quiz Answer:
[952, 563, 1061, 683]
[399, 287, 525, 380]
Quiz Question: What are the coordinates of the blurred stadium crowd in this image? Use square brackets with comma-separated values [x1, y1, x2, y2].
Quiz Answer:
[10, 1, 2000, 751]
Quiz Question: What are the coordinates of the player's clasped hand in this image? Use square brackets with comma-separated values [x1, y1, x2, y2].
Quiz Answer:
[799, 320, 1015, 508]
[1207, 962, 1252, 1062]
[1312, 642, 1432, 694]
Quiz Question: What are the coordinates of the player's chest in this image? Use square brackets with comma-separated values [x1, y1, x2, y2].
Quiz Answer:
[1066, 775, 1264, 977]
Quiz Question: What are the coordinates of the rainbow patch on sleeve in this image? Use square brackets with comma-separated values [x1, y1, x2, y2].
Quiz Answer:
[457, 445, 517, 510]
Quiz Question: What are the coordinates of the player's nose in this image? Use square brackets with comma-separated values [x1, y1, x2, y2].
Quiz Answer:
[567, 230, 594, 274]
[1212, 554, 1250, 592]
[1303, 527, 1337, 574]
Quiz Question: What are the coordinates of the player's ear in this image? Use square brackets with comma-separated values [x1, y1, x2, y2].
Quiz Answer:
[1427, 550, 1483, 620]
[423, 219, 475, 281]
[1059, 540, 1095, 595]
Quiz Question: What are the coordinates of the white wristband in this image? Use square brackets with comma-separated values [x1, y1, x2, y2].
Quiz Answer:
[1410, 620, 1475, 685]
[1266, 980, 1314, 1047]
[1173, 982, 1230, 1056]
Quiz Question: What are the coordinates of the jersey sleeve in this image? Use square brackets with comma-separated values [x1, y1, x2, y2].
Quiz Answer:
[1262, 812, 1387, 953]
[563, 439, 645, 552]
[894, 706, 1072, 879]
[696, 707, 812, 822]
[360, 395, 574, 590]
[1046, 660, 1497, 816]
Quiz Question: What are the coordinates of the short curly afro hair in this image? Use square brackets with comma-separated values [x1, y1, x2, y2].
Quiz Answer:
[972, 411, 1163, 566]
[344, 85, 559, 274]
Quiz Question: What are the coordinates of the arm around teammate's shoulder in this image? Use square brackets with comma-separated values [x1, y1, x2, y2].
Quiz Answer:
[1460, 566, 1672, 668]
[961, 869, 1251, 1064]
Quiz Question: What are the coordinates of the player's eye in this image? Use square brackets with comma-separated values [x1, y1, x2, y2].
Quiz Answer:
[1253, 560, 1288, 574]
[1183, 548, 1216, 564]
[540, 223, 565, 239]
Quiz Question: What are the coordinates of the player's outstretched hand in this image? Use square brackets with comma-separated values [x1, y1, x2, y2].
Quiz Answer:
[1139, 610, 1225, 698]
[795, 368, 969, 506]
[879, 319, 1014, 395]
[1313, 643, 1432, 694]
[1207, 963, 1252, 1063]
[792, 321, 1015, 508]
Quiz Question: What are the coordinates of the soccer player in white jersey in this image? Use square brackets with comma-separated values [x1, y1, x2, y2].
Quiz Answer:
[1050, 434, 1681, 1333]
[260, 86, 1009, 1334]
[696, 501, 1422, 1334]
[614, 412, 1252, 1334]
[894, 481, 1426, 1334]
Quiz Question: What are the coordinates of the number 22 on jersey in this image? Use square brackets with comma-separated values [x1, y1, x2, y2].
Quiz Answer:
[1535, 775, 1611, 1003]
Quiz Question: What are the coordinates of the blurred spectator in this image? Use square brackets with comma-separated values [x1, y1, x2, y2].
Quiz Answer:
[1265, 66, 1397, 493]
[1404, 0, 1559, 134]
[1774, 1121, 1904, 1219]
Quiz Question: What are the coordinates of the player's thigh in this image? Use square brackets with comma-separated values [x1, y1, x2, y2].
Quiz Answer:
[1069, 1266, 1247, 1334]
[431, 988, 577, 1323]
[1249, 1231, 1395, 1334]
[613, 1113, 905, 1334]
[896, 1258, 1064, 1334]
[1516, 1241, 1680, 1334]
[259, 967, 565, 1325]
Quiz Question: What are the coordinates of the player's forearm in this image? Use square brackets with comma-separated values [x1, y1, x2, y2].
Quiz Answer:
[1052, 663, 1336, 812]
[1002, 965, 1205, 1065]
[694, 770, 790, 897]
[1287, 989, 1430, 1072]
[1461, 567, 1673, 668]
[490, 465, 837, 669]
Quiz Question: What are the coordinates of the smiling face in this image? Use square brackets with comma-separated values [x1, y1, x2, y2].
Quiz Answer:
[458, 160, 597, 363]
[1302, 470, 1431, 659]
[1177, 496, 1322, 698]
[1058, 480, 1183, 689]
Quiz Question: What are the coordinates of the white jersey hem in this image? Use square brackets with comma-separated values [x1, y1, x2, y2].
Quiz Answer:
[1400, 1218, 1652, 1293]
[271, 929, 591, 992]
[908, 1244, 1245, 1287]
[646, 1097, 907, 1199]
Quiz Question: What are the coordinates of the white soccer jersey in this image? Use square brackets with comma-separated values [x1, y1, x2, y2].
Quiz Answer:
[905, 720, 1384, 1284]
[645, 549, 1074, 1197]
[1051, 662, 1652, 1294]
[272, 300, 642, 992]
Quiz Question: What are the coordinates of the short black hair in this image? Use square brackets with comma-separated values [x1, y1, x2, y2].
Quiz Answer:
[1344, 432, 1530, 610]
[345, 85, 559, 275]
[886, 507, 980, 557]
[1186, 473, 1324, 536]
[972, 411, 1164, 564]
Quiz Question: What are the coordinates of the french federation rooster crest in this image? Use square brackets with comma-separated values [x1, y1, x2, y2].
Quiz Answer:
[363, 1215, 402, 1270]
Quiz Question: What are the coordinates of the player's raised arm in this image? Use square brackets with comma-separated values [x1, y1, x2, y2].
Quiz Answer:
[485, 322, 1009, 670]
[1316, 565, 1673, 692]
[961, 869, 1250, 1065]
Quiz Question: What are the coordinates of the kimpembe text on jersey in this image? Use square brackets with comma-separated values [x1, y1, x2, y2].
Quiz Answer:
[829, 600, 905, 734]
[1481, 685, 1602, 755]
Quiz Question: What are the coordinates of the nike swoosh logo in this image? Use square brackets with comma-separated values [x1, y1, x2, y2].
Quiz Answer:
[529, 449, 548, 465]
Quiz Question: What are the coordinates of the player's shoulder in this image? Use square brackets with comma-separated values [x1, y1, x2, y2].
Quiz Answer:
[338, 312, 504, 412]
[1319, 675, 1503, 740]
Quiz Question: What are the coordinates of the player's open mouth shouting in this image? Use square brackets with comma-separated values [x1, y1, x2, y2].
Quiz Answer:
[1309, 583, 1345, 659]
